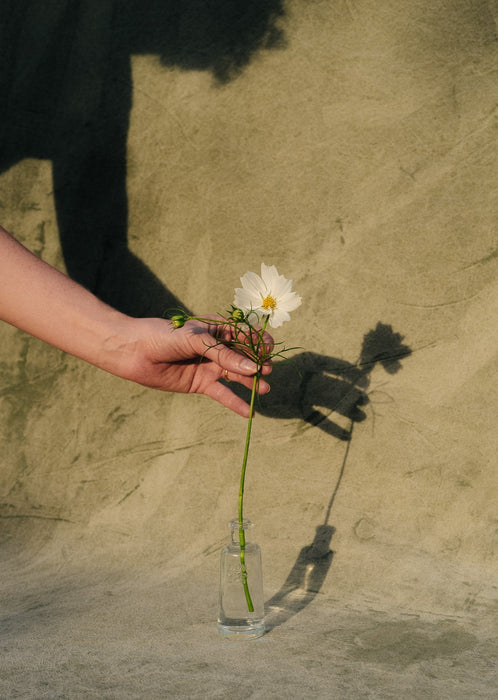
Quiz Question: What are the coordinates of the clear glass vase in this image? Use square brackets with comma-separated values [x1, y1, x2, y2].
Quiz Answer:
[217, 519, 265, 640]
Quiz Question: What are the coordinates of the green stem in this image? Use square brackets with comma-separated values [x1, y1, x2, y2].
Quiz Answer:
[238, 373, 258, 612]
[238, 317, 268, 613]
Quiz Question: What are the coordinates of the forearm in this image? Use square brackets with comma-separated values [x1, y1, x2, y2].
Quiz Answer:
[0, 225, 135, 375]
[0, 225, 271, 415]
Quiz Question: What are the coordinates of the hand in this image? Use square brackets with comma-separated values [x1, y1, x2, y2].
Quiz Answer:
[0, 225, 272, 416]
[114, 317, 273, 417]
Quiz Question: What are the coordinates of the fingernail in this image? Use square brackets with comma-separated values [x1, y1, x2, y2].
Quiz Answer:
[241, 359, 256, 372]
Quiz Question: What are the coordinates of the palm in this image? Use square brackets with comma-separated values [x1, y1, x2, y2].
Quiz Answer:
[128, 318, 271, 417]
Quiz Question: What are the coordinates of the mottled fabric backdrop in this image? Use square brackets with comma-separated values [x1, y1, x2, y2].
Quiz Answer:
[0, 1, 496, 697]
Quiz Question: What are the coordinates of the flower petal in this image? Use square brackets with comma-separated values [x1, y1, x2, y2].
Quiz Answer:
[234, 263, 302, 328]
[233, 287, 257, 311]
[268, 308, 291, 328]
[260, 263, 278, 287]
[241, 270, 266, 297]
[276, 291, 302, 312]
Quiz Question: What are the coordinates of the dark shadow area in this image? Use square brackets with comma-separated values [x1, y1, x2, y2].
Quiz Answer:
[0, 0, 287, 316]
[224, 321, 412, 442]
[263, 323, 412, 631]
[258, 322, 413, 440]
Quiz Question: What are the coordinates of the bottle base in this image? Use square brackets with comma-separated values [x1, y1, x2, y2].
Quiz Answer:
[217, 620, 265, 640]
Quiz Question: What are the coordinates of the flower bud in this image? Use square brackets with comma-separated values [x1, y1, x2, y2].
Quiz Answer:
[171, 314, 186, 329]
[230, 307, 245, 322]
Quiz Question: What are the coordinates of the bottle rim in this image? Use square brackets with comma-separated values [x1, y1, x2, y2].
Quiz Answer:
[229, 518, 253, 530]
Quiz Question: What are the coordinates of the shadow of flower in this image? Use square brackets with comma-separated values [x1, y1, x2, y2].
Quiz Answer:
[263, 323, 412, 632]
[258, 322, 412, 441]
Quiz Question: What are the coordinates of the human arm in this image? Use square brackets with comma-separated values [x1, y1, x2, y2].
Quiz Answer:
[0, 225, 271, 417]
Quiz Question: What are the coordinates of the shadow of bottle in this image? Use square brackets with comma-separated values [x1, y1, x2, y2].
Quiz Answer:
[265, 524, 336, 631]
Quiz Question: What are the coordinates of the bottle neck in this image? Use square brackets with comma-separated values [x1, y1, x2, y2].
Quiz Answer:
[230, 518, 253, 544]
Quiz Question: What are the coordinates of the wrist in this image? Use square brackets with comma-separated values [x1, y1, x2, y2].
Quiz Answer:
[96, 315, 175, 384]
[95, 313, 146, 379]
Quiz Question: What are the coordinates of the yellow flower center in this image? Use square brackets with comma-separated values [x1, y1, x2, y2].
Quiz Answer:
[262, 295, 277, 310]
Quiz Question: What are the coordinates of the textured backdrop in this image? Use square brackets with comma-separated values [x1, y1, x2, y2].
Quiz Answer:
[1, 1, 497, 697]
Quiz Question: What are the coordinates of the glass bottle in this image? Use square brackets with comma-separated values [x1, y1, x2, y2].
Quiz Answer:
[217, 519, 265, 640]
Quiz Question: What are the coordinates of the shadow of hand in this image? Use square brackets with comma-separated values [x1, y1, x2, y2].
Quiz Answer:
[258, 352, 370, 441]
[256, 323, 412, 440]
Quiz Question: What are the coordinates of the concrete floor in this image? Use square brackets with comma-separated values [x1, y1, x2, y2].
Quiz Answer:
[1, 1, 497, 697]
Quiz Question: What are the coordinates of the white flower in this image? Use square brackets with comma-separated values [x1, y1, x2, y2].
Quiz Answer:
[233, 263, 302, 328]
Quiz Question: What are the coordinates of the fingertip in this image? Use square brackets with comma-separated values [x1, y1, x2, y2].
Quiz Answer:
[205, 381, 252, 418]
[240, 358, 258, 374]
[257, 380, 270, 395]
[233, 401, 251, 419]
